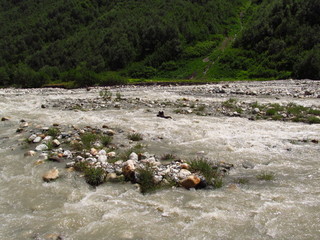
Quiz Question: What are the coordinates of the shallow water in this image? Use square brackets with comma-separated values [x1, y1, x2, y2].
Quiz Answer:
[0, 82, 319, 240]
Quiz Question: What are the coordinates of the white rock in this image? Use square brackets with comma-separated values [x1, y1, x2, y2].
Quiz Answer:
[114, 160, 123, 165]
[63, 150, 72, 158]
[24, 150, 36, 157]
[98, 155, 108, 163]
[42, 168, 59, 182]
[28, 134, 37, 142]
[52, 139, 61, 147]
[33, 136, 42, 143]
[107, 151, 116, 157]
[99, 150, 107, 155]
[35, 144, 48, 151]
[177, 169, 192, 179]
[253, 108, 260, 113]
[153, 175, 163, 184]
[129, 152, 138, 161]
[43, 136, 52, 142]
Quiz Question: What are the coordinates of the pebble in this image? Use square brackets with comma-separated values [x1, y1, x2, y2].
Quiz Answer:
[33, 136, 42, 143]
[42, 168, 59, 182]
[35, 144, 48, 152]
[24, 150, 36, 157]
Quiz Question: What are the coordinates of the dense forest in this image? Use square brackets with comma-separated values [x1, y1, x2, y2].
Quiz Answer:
[0, 0, 319, 87]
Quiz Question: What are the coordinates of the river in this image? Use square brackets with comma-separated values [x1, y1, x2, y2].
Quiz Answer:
[0, 80, 319, 240]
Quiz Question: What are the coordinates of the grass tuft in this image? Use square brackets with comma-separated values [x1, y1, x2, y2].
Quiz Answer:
[128, 133, 143, 141]
[256, 171, 275, 181]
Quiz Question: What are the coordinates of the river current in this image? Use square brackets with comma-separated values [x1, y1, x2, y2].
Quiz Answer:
[0, 81, 319, 240]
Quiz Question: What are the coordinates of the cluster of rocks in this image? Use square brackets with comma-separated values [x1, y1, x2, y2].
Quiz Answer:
[21, 123, 233, 191]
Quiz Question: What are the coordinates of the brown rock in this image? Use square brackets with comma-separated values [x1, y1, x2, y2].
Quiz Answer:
[42, 168, 59, 182]
[180, 163, 190, 169]
[1, 117, 10, 121]
[180, 175, 201, 189]
[122, 161, 136, 181]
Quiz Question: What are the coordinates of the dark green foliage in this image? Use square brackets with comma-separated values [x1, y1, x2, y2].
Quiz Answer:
[0, 0, 245, 86]
[84, 167, 105, 186]
[127, 133, 143, 141]
[256, 171, 275, 181]
[47, 127, 60, 138]
[101, 135, 113, 147]
[137, 167, 157, 194]
[81, 132, 99, 150]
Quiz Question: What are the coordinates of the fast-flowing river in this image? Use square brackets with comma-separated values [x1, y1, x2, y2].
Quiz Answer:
[0, 80, 319, 240]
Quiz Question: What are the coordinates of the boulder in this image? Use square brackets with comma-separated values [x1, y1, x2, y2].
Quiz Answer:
[180, 175, 201, 189]
[52, 139, 61, 147]
[33, 136, 42, 143]
[24, 150, 36, 157]
[42, 168, 59, 182]
[107, 151, 116, 158]
[180, 163, 190, 169]
[90, 148, 98, 156]
[129, 152, 138, 161]
[177, 169, 192, 179]
[35, 144, 48, 152]
[122, 160, 136, 181]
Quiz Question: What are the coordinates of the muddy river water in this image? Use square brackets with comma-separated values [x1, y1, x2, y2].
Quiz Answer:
[0, 80, 319, 240]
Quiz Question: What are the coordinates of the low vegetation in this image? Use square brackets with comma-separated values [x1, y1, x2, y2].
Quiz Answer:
[256, 171, 275, 181]
[188, 158, 219, 187]
[127, 133, 143, 141]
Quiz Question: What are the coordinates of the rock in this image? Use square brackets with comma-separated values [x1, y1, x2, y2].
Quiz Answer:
[24, 150, 36, 157]
[98, 154, 108, 163]
[107, 151, 116, 158]
[66, 162, 75, 168]
[90, 148, 98, 156]
[106, 173, 118, 182]
[16, 128, 24, 133]
[1, 117, 10, 121]
[43, 136, 53, 142]
[63, 150, 72, 158]
[42, 168, 59, 182]
[122, 160, 136, 181]
[180, 163, 190, 169]
[20, 122, 29, 128]
[99, 149, 107, 155]
[177, 169, 192, 179]
[129, 152, 138, 161]
[105, 129, 115, 136]
[242, 161, 254, 169]
[180, 175, 201, 189]
[52, 139, 61, 147]
[33, 136, 42, 143]
[35, 144, 48, 152]
[253, 108, 260, 114]
[28, 134, 37, 142]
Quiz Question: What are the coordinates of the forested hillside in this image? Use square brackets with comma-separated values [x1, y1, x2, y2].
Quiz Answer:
[0, 0, 319, 87]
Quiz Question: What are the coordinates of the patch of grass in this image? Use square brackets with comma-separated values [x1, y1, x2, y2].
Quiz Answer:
[222, 98, 237, 109]
[137, 166, 159, 194]
[308, 108, 320, 116]
[74, 161, 88, 172]
[99, 90, 112, 101]
[307, 116, 320, 124]
[287, 103, 305, 115]
[256, 171, 275, 181]
[81, 132, 99, 149]
[235, 177, 249, 184]
[196, 105, 206, 112]
[84, 167, 105, 186]
[266, 108, 278, 116]
[115, 92, 122, 101]
[70, 141, 84, 151]
[188, 158, 217, 184]
[47, 127, 60, 138]
[128, 133, 143, 141]
[214, 177, 223, 188]
[101, 135, 113, 147]
[46, 140, 54, 151]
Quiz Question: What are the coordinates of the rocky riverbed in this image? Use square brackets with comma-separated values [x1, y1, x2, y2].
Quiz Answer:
[0, 80, 320, 240]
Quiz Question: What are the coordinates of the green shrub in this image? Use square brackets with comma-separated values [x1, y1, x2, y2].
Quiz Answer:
[127, 133, 143, 141]
[188, 158, 217, 184]
[99, 90, 112, 101]
[74, 161, 88, 172]
[256, 171, 275, 181]
[47, 127, 60, 138]
[84, 167, 105, 186]
[137, 166, 158, 194]
[99, 72, 127, 86]
[101, 135, 113, 146]
[307, 116, 320, 124]
[81, 132, 99, 150]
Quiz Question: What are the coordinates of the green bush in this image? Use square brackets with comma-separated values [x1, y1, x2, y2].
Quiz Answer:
[127, 133, 143, 141]
[256, 171, 275, 181]
[81, 132, 99, 150]
[188, 158, 217, 184]
[84, 167, 105, 186]
[99, 72, 127, 86]
[137, 166, 158, 194]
